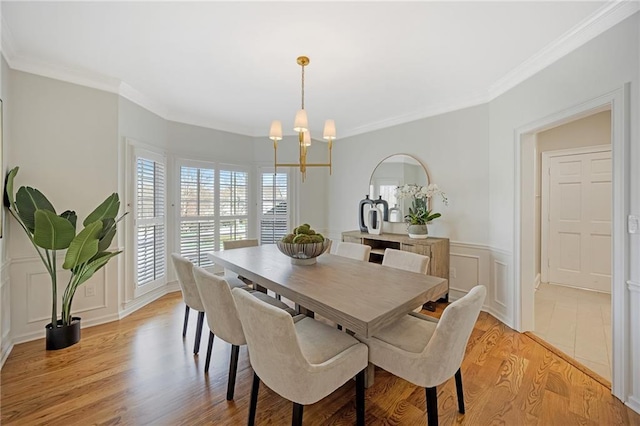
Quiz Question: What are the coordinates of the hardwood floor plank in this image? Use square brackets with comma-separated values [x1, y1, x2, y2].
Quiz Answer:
[2, 292, 637, 425]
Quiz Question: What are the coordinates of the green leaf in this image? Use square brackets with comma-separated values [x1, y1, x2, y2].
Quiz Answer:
[72, 251, 122, 287]
[62, 221, 102, 270]
[33, 210, 76, 250]
[60, 210, 77, 230]
[3, 167, 19, 209]
[97, 222, 116, 252]
[16, 187, 56, 232]
[83, 193, 120, 226]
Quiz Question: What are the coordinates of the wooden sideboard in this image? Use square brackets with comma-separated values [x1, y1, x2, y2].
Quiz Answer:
[341, 230, 450, 303]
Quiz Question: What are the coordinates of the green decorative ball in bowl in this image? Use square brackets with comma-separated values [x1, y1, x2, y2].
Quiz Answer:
[276, 223, 331, 265]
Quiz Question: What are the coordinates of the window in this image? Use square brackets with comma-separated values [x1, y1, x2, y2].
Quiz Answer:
[219, 169, 249, 247]
[260, 171, 289, 244]
[179, 166, 215, 267]
[135, 154, 166, 287]
[178, 163, 249, 265]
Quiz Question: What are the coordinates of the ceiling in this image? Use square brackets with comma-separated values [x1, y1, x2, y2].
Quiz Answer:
[1, 1, 633, 139]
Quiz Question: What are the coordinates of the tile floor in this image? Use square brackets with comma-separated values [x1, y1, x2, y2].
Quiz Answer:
[533, 282, 611, 381]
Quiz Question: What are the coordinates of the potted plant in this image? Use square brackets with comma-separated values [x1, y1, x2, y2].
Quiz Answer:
[395, 183, 448, 239]
[4, 167, 126, 350]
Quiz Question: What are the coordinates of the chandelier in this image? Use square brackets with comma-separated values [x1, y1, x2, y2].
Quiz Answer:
[269, 56, 336, 182]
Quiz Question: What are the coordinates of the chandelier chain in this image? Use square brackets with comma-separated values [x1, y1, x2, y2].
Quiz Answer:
[301, 63, 305, 110]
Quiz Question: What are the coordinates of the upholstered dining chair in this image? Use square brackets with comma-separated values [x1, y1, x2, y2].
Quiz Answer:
[381, 248, 430, 273]
[382, 248, 430, 311]
[356, 285, 486, 426]
[221, 238, 268, 292]
[334, 241, 372, 262]
[171, 253, 211, 355]
[192, 267, 295, 400]
[232, 287, 368, 426]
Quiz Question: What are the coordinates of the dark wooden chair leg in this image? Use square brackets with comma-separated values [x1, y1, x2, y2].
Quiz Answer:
[227, 345, 240, 400]
[182, 305, 190, 337]
[248, 373, 260, 426]
[276, 294, 282, 301]
[455, 368, 465, 414]
[425, 386, 438, 426]
[193, 311, 205, 355]
[337, 324, 343, 331]
[356, 369, 365, 426]
[204, 332, 215, 373]
[292, 403, 304, 426]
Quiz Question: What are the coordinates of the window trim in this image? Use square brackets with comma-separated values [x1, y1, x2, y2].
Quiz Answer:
[131, 145, 168, 299]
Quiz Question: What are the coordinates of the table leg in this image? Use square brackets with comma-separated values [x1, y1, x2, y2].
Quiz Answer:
[365, 363, 375, 388]
[295, 304, 315, 318]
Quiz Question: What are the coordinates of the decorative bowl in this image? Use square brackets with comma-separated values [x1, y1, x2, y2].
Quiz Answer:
[276, 239, 332, 265]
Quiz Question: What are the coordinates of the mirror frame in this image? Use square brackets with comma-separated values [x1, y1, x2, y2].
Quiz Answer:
[369, 153, 432, 222]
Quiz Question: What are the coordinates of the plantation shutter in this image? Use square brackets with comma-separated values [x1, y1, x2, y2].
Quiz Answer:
[219, 169, 249, 248]
[135, 155, 166, 286]
[179, 166, 216, 267]
[260, 171, 289, 244]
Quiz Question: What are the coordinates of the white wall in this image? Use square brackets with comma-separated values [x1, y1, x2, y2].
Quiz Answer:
[0, 53, 12, 365]
[327, 104, 492, 306]
[8, 70, 121, 344]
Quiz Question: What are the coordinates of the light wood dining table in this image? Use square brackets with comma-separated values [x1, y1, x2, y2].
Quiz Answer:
[208, 244, 448, 338]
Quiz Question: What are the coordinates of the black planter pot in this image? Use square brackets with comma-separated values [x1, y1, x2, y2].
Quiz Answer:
[45, 317, 81, 350]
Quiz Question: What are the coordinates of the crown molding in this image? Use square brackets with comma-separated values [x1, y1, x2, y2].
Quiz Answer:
[2, 1, 637, 139]
[488, 0, 639, 100]
[165, 110, 257, 137]
[340, 90, 490, 139]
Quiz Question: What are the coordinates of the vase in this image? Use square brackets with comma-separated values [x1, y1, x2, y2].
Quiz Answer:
[45, 317, 81, 350]
[408, 224, 428, 239]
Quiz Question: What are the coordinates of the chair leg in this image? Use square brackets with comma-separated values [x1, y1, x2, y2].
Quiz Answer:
[248, 373, 260, 426]
[227, 345, 240, 400]
[204, 332, 215, 373]
[425, 386, 438, 426]
[182, 305, 190, 337]
[356, 369, 365, 426]
[276, 294, 282, 301]
[193, 311, 205, 355]
[455, 368, 465, 414]
[292, 403, 304, 426]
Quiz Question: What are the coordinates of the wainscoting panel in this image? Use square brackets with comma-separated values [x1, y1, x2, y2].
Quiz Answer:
[1, 260, 12, 367]
[449, 242, 491, 301]
[490, 249, 513, 327]
[10, 257, 121, 344]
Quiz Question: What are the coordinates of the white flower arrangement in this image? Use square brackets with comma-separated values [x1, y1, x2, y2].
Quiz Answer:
[394, 183, 448, 205]
[394, 183, 448, 225]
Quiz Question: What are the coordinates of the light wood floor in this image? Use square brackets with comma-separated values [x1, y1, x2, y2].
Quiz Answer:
[2, 292, 639, 425]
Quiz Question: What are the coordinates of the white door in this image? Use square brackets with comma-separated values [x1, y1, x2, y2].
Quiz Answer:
[546, 149, 612, 292]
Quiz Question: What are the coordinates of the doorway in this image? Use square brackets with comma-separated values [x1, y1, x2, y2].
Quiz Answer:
[533, 114, 612, 380]
[515, 84, 629, 400]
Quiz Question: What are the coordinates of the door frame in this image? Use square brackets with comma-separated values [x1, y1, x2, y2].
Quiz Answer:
[541, 145, 612, 285]
[514, 84, 630, 401]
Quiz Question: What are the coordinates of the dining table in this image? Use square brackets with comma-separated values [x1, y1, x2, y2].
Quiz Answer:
[208, 244, 448, 338]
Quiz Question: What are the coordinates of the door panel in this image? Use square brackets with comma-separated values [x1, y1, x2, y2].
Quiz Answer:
[547, 150, 611, 292]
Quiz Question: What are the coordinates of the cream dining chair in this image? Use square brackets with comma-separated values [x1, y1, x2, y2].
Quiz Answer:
[356, 285, 486, 426]
[222, 239, 260, 288]
[333, 241, 372, 262]
[232, 287, 368, 426]
[171, 254, 215, 355]
[382, 248, 430, 312]
[192, 266, 295, 400]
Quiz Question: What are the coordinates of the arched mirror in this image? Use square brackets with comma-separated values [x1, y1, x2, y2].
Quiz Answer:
[369, 154, 429, 222]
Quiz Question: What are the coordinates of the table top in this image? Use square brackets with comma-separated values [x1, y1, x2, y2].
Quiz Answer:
[208, 244, 448, 337]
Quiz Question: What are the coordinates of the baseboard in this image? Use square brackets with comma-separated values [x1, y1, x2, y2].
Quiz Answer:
[626, 396, 640, 415]
[120, 284, 170, 320]
[10, 312, 121, 346]
[0, 333, 13, 369]
[484, 305, 511, 328]
[534, 273, 541, 290]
